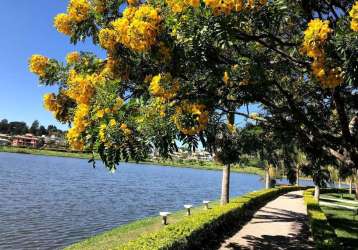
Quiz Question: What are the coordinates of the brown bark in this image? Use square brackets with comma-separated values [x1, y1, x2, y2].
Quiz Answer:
[221, 164, 230, 205]
[355, 170, 358, 200]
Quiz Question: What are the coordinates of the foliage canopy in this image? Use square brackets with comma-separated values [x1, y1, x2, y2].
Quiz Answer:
[30, 0, 358, 175]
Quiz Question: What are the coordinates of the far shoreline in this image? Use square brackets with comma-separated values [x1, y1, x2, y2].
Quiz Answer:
[0, 146, 266, 176]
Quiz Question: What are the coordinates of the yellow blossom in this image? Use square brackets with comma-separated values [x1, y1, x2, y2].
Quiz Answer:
[120, 123, 132, 136]
[301, 19, 342, 88]
[29, 55, 49, 77]
[67, 0, 91, 23]
[149, 73, 180, 100]
[66, 51, 80, 64]
[54, 13, 73, 36]
[98, 5, 161, 52]
[127, 0, 138, 5]
[204, 0, 265, 16]
[66, 70, 102, 105]
[227, 123, 236, 134]
[99, 123, 107, 142]
[43, 93, 59, 115]
[96, 109, 105, 118]
[109, 119, 117, 127]
[113, 97, 124, 111]
[174, 101, 209, 135]
[165, 0, 200, 13]
[99, 29, 118, 51]
[92, 0, 109, 13]
[349, 1, 358, 32]
[302, 19, 332, 59]
[223, 71, 229, 85]
[66, 104, 89, 150]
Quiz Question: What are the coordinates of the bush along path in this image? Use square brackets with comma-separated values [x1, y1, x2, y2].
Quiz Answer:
[73, 186, 301, 250]
[219, 190, 314, 250]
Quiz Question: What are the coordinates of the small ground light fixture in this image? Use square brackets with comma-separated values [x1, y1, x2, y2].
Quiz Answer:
[184, 204, 193, 215]
[159, 212, 171, 225]
[203, 200, 210, 210]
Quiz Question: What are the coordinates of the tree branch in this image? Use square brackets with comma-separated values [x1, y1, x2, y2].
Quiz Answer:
[333, 88, 352, 143]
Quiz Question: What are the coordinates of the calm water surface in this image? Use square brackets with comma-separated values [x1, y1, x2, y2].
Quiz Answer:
[0, 152, 309, 250]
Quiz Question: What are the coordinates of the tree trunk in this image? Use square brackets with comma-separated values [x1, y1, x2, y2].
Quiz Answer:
[265, 167, 271, 189]
[221, 164, 230, 205]
[338, 178, 342, 189]
[349, 178, 353, 195]
[314, 185, 320, 201]
[296, 168, 300, 186]
[355, 169, 358, 200]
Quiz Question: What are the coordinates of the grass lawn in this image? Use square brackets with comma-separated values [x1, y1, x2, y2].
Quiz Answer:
[65, 202, 220, 250]
[320, 193, 358, 249]
[0, 146, 95, 159]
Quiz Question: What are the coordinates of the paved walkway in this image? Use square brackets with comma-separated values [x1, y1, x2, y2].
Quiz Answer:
[219, 191, 314, 250]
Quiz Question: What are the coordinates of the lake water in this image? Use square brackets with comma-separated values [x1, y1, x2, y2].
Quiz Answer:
[0, 152, 311, 250]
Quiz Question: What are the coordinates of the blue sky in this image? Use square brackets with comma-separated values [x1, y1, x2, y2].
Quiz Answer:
[0, 1, 105, 130]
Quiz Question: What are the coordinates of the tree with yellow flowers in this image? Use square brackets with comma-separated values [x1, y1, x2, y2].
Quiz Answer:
[30, 0, 358, 202]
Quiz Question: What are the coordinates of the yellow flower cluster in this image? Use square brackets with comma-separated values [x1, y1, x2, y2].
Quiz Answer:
[149, 73, 180, 100]
[68, 0, 91, 23]
[99, 5, 161, 52]
[93, 0, 107, 13]
[66, 51, 80, 64]
[99, 123, 107, 142]
[165, 0, 200, 13]
[54, 0, 91, 36]
[43, 93, 61, 116]
[109, 119, 117, 127]
[98, 29, 117, 50]
[114, 97, 125, 110]
[29, 55, 49, 77]
[223, 71, 229, 85]
[311, 59, 343, 88]
[100, 57, 121, 79]
[302, 19, 342, 88]
[67, 104, 89, 150]
[174, 102, 209, 135]
[204, 0, 267, 15]
[66, 70, 102, 105]
[98, 118, 128, 144]
[54, 14, 73, 36]
[120, 123, 132, 136]
[127, 0, 138, 6]
[302, 19, 331, 58]
[95, 98, 124, 119]
[227, 123, 236, 134]
[349, 1, 358, 31]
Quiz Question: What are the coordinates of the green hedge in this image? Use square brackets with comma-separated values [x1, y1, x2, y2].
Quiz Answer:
[119, 186, 303, 250]
[304, 189, 340, 250]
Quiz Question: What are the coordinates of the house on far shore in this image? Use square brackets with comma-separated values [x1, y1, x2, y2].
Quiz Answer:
[11, 134, 40, 148]
[0, 134, 11, 146]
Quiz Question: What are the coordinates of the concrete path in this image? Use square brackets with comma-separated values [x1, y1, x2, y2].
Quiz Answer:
[219, 191, 314, 250]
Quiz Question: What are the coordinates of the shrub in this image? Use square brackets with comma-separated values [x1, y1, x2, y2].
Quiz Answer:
[304, 189, 340, 249]
[119, 186, 303, 250]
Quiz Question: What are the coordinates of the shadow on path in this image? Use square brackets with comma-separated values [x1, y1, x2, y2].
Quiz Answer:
[220, 191, 314, 250]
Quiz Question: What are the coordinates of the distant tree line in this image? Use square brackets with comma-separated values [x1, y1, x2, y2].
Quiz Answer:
[0, 119, 65, 137]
